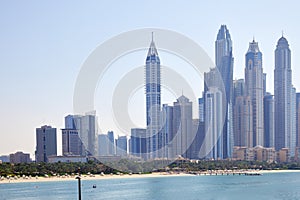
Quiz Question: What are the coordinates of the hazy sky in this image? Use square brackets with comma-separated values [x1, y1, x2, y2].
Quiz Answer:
[1, 0, 300, 157]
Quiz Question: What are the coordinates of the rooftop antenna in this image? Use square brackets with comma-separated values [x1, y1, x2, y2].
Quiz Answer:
[282, 30, 284, 37]
[253, 35, 255, 42]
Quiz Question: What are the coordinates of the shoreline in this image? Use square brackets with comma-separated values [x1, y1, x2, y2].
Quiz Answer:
[1, 169, 300, 184]
[260, 169, 300, 174]
[0, 172, 193, 184]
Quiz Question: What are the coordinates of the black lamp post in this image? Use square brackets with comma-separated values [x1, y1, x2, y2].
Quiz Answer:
[76, 167, 81, 200]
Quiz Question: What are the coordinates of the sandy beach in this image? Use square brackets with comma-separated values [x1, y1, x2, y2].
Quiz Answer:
[0, 172, 193, 184]
[1, 170, 300, 184]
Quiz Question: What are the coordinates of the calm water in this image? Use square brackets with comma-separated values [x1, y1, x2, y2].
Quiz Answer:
[1, 172, 300, 200]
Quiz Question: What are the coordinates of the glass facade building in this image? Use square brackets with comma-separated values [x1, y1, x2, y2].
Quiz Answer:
[245, 39, 264, 147]
[145, 34, 161, 159]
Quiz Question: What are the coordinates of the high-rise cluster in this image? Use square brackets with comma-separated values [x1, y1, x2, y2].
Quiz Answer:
[35, 26, 300, 163]
[35, 113, 98, 163]
[97, 27, 298, 162]
[231, 34, 297, 161]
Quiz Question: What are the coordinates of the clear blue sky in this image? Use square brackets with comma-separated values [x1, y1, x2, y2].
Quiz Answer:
[1, 0, 300, 157]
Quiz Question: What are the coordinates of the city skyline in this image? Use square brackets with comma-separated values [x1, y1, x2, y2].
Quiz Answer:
[1, 30, 299, 163]
[1, 1, 300, 156]
[1, 32, 298, 159]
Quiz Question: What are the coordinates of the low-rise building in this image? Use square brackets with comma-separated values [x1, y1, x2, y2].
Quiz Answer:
[0, 155, 9, 163]
[277, 148, 289, 163]
[294, 147, 300, 161]
[47, 155, 87, 163]
[233, 146, 275, 162]
[233, 146, 247, 160]
[9, 151, 31, 163]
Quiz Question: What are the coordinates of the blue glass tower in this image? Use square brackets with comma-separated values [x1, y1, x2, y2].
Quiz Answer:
[215, 25, 234, 158]
[264, 93, 275, 148]
[145, 33, 161, 159]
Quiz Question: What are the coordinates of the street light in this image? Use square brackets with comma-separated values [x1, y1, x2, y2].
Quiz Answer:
[76, 167, 81, 200]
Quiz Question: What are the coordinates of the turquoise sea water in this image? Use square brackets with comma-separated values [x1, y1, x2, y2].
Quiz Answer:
[1, 172, 300, 200]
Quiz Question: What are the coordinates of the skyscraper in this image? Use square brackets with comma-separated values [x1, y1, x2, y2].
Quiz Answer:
[161, 104, 174, 159]
[130, 128, 146, 159]
[98, 131, 115, 156]
[204, 87, 223, 159]
[232, 79, 251, 148]
[35, 125, 57, 162]
[145, 34, 161, 159]
[245, 39, 264, 147]
[116, 136, 127, 157]
[65, 113, 98, 156]
[264, 93, 275, 148]
[233, 79, 245, 104]
[198, 98, 204, 123]
[62, 115, 84, 156]
[98, 134, 109, 156]
[296, 93, 300, 147]
[291, 87, 297, 156]
[274, 36, 296, 156]
[263, 73, 267, 97]
[233, 96, 253, 147]
[62, 129, 83, 156]
[189, 119, 205, 159]
[173, 95, 193, 158]
[81, 114, 98, 156]
[215, 25, 234, 158]
[204, 68, 223, 96]
[107, 131, 115, 155]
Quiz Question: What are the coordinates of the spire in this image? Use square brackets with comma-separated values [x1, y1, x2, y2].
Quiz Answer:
[151, 32, 154, 42]
[177, 95, 189, 103]
[147, 32, 159, 57]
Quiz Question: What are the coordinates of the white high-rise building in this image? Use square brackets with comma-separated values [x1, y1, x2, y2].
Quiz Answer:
[205, 87, 223, 159]
[173, 95, 193, 159]
[65, 113, 98, 157]
[245, 39, 264, 147]
[274, 36, 296, 156]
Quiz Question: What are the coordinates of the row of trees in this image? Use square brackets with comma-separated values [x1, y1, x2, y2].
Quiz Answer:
[169, 160, 300, 171]
[1, 160, 300, 177]
[0, 160, 112, 177]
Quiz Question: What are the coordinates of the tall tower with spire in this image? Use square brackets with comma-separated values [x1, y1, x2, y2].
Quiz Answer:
[145, 33, 161, 159]
[245, 39, 264, 147]
[274, 35, 296, 156]
[215, 25, 234, 158]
